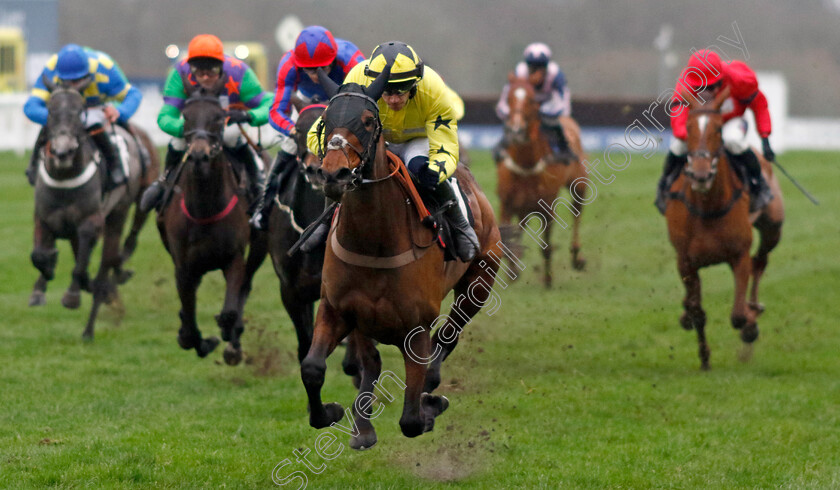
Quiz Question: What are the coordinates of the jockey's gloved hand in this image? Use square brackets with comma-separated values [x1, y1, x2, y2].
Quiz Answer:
[761, 137, 775, 162]
[227, 110, 252, 125]
[408, 157, 440, 191]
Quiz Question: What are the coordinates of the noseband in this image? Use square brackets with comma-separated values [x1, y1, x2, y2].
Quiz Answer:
[183, 95, 224, 156]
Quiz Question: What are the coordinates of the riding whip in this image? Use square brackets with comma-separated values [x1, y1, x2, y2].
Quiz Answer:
[770, 159, 819, 205]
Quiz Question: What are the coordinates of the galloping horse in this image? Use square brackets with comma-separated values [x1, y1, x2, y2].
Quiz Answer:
[266, 102, 326, 363]
[299, 71, 501, 449]
[156, 77, 268, 364]
[29, 78, 156, 339]
[665, 87, 784, 369]
[496, 74, 588, 288]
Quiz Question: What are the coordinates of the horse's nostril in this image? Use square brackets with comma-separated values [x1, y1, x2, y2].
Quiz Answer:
[335, 168, 351, 180]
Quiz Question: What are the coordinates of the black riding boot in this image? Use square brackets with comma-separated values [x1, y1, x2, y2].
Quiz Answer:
[250, 150, 295, 230]
[229, 144, 265, 217]
[654, 152, 687, 215]
[548, 123, 572, 161]
[433, 180, 480, 261]
[491, 133, 511, 163]
[731, 150, 773, 212]
[139, 145, 184, 212]
[90, 127, 125, 192]
[27, 127, 48, 186]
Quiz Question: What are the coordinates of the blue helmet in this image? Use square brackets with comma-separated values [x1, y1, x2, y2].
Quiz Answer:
[523, 42, 552, 66]
[55, 44, 90, 80]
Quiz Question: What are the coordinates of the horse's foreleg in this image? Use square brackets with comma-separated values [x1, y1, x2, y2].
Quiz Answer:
[29, 220, 56, 307]
[348, 332, 381, 450]
[400, 327, 448, 437]
[568, 182, 587, 271]
[749, 218, 782, 315]
[301, 299, 350, 429]
[68, 216, 102, 313]
[280, 282, 314, 364]
[219, 254, 246, 366]
[541, 218, 554, 289]
[176, 269, 218, 357]
[678, 257, 709, 369]
[730, 251, 758, 344]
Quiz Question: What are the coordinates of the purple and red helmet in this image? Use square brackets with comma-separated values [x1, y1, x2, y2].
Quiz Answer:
[292, 26, 338, 68]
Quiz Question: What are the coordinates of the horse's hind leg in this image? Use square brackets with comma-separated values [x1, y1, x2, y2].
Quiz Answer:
[29, 221, 57, 307]
[67, 217, 102, 312]
[541, 219, 554, 288]
[219, 254, 247, 366]
[749, 217, 782, 315]
[301, 299, 351, 429]
[348, 332, 381, 450]
[176, 269, 219, 357]
[84, 212, 127, 339]
[568, 170, 587, 271]
[424, 254, 500, 393]
[678, 257, 709, 369]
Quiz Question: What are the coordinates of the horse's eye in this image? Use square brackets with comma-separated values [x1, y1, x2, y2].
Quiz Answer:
[362, 115, 375, 131]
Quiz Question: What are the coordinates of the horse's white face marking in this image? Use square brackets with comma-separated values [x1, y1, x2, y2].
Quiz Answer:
[327, 134, 349, 151]
[513, 87, 527, 101]
[697, 115, 709, 134]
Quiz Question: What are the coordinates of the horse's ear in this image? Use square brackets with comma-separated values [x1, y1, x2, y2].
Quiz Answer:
[181, 73, 197, 98]
[365, 63, 391, 101]
[41, 74, 57, 93]
[290, 94, 305, 112]
[713, 85, 731, 110]
[75, 76, 93, 94]
[317, 67, 340, 99]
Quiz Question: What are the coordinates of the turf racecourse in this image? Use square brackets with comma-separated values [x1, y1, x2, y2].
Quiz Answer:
[1, 148, 838, 488]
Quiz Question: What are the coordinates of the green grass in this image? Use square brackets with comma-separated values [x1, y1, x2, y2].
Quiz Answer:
[1, 148, 838, 488]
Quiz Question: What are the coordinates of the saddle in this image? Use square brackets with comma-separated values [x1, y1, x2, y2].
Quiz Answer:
[388, 151, 474, 262]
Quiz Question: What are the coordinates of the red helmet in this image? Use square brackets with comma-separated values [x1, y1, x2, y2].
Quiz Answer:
[683, 49, 724, 89]
[293, 26, 338, 68]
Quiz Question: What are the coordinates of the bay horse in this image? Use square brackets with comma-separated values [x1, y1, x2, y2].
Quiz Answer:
[299, 69, 502, 450]
[266, 102, 327, 363]
[156, 77, 268, 365]
[665, 86, 784, 370]
[496, 73, 588, 288]
[29, 78, 157, 339]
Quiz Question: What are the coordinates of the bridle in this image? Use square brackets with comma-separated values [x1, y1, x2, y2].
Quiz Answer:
[683, 107, 723, 188]
[182, 95, 224, 157]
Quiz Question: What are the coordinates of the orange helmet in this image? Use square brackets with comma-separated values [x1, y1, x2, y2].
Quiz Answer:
[187, 34, 225, 62]
[683, 49, 724, 89]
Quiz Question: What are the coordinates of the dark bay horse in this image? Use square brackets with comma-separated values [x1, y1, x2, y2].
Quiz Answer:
[29, 80, 157, 339]
[156, 78, 268, 365]
[496, 74, 588, 288]
[665, 87, 784, 369]
[300, 70, 502, 450]
[266, 103, 326, 363]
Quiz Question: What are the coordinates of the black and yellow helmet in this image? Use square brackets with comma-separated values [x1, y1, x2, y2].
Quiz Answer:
[364, 41, 424, 83]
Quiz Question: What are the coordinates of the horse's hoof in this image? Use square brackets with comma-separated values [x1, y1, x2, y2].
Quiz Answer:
[29, 291, 46, 307]
[197, 336, 221, 358]
[324, 402, 344, 425]
[61, 291, 81, 309]
[177, 332, 196, 350]
[349, 431, 378, 451]
[740, 324, 759, 343]
[117, 269, 134, 285]
[421, 393, 450, 433]
[223, 343, 243, 366]
[573, 258, 587, 271]
[748, 302, 765, 315]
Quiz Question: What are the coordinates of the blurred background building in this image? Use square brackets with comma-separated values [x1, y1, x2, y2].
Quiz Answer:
[1, 0, 839, 151]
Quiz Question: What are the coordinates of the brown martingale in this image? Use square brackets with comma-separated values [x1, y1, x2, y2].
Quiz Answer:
[665, 86, 784, 369]
[496, 74, 588, 288]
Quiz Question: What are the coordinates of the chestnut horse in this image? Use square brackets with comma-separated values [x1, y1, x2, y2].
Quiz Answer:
[665, 87, 784, 369]
[266, 103, 326, 363]
[156, 78, 268, 364]
[496, 74, 588, 287]
[29, 80, 158, 339]
[299, 71, 501, 450]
